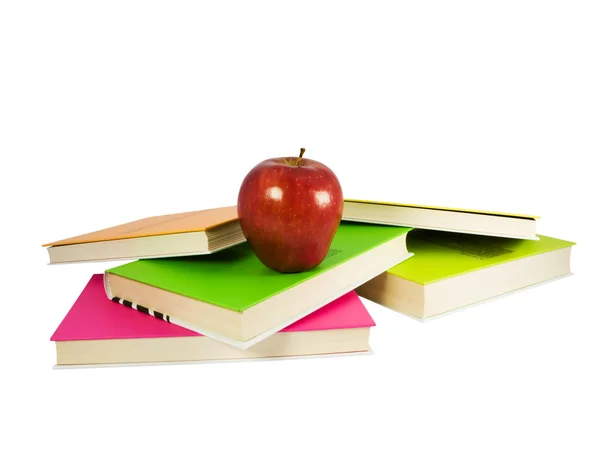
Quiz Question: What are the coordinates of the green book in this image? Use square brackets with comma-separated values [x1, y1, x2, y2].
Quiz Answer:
[104, 222, 412, 349]
[356, 229, 575, 319]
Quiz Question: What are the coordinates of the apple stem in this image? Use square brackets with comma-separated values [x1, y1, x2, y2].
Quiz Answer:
[296, 148, 306, 166]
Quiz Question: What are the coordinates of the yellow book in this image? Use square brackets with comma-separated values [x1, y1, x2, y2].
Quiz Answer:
[343, 199, 539, 239]
[43, 206, 244, 264]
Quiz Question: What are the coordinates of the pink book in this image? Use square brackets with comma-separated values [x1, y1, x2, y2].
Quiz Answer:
[51, 275, 375, 367]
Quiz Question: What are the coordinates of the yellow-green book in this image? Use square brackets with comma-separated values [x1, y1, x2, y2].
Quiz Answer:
[356, 229, 575, 319]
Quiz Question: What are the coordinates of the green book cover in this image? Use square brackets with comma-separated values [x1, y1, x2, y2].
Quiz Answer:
[387, 230, 575, 285]
[106, 222, 411, 312]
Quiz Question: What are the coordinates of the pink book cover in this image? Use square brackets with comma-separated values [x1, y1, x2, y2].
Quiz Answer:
[51, 274, 376, 342]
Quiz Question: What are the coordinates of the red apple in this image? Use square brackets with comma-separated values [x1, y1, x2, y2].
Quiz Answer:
[237, 148, 344, 273]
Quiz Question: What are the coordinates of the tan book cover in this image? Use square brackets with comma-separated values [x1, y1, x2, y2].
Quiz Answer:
[43, 205, 238, 247]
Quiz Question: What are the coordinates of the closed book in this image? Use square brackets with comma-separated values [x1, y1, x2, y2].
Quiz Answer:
[104, 222, 412, 349]
[343, 199, 539, 239]
[51, 274, 375, 367]
[356, 229, 575, 319]
[43, 206, 243, 263]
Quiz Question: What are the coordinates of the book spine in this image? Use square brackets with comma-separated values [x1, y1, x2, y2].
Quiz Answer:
[111, 297, 171, 323]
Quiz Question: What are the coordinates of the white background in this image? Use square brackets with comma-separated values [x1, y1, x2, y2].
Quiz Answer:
[1, 1, 599, 449]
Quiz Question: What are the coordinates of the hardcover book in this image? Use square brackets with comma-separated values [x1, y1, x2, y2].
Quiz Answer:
[356, 229, 575, 319]
[43, 206, 244, 263]
[104, 222, 412, 349]
[51, 275, 375, 367]
[343, 199, 539, 239]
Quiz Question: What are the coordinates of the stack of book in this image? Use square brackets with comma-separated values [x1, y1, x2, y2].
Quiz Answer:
[44, 201, 575, 368]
